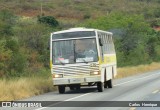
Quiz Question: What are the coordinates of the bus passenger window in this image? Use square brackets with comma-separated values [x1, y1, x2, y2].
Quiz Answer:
[99, 38, 103, 46]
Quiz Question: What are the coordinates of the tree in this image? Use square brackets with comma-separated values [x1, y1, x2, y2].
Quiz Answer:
[37, 15, 59, 27]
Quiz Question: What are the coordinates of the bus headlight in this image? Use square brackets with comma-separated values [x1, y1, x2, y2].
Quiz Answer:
[53, 74, 63, 78]
[90, 71, 100, 75]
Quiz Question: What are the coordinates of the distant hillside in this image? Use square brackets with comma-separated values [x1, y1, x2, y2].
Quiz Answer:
[0, 0, 159, 27]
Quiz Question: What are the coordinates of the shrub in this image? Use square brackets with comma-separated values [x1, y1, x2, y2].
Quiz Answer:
[0, 40, 12, 77]
[37, 15, 59, 27]
[9, 52, 27, 77]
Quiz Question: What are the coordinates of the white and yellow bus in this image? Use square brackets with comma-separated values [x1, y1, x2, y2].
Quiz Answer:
[50, 27, 117, 93]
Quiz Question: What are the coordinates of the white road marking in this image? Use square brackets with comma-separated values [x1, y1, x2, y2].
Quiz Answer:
[35, 72, 160, 110]
[34, 93, 91, 110]
[152, 90, 159, 94]
[129, 107, 136, 110]
[114, 73, 160, 87]
[64, 93, 91, 101]
[34, 107, 47, 110]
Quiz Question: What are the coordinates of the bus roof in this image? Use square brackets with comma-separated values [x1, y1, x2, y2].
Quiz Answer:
[52, 27, 113, 35]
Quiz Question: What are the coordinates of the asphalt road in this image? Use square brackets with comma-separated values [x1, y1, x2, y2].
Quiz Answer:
[1, 70, 160, 110]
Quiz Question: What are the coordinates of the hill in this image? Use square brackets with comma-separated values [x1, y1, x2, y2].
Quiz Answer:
[0, 0, 160, 28]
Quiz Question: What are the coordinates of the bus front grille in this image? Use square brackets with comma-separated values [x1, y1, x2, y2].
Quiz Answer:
[52, 64, 99, 76]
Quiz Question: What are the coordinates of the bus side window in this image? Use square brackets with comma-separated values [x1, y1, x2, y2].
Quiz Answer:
[99, 38, 103, 46]
[103, 34, 107, 54]
[98, 34, 104, 62]
[108, 35, 111, 54]
[107, 35, 109, 53]
[111, 36, 115, 53]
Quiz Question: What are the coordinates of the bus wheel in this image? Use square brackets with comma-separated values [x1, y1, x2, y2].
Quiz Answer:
[97, 82, 104, 92]
[58, 85, 65, 94]
[107, 79, 113, 88]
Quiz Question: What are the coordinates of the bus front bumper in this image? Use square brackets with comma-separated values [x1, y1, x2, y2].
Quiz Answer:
[53, 76, 101, 85]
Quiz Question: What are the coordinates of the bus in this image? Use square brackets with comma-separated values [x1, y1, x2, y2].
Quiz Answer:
[50, 27, 117, 93]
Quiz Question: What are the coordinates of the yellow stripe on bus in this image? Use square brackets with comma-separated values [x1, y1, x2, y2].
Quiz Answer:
[50, 60, 52, 69]
[99, 54, 116, 64]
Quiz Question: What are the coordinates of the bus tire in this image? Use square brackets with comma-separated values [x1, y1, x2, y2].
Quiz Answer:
[107, 79, 113, 88]
[97, 82, 104, 92]
[58, 85, 65, 94]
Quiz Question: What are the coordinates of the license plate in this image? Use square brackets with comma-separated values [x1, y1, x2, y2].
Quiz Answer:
[70, 78, 82, 83]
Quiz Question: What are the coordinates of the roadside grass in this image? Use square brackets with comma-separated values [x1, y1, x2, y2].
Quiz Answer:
[0, 77, 55, 101]
[116, 62, 160, 79]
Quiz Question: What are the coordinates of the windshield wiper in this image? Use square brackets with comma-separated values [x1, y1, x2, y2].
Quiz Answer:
[58, 59, 65, 65]
[82, 58, 88, 64]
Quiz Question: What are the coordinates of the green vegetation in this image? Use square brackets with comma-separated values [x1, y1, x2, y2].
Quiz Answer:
[0, 0, 160, 100]
[37, 15, 59, 27]
[0, 9, 57, 78]
[81, 13, 160, 66]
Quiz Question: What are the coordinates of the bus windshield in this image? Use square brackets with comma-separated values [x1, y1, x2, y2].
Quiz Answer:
[52, 38, 98, 64]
